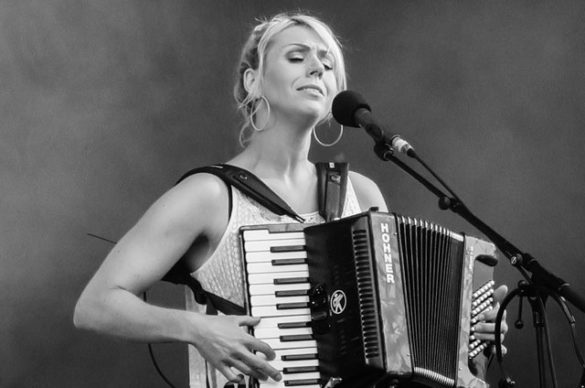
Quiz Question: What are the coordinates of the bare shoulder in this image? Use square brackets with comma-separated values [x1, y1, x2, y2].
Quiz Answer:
[121, 171, 231, 262]
[156, 172, 230, 235]
[348, 170, 388, 212]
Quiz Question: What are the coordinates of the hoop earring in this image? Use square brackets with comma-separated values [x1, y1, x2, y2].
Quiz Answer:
[250, 96, 271, 132]
[313, 121, 344, 147]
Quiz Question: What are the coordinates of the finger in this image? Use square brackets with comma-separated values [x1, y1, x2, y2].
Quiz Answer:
[247, 338, 276, 361]
[471, 322, 496, 341]
[472, 321, 493, 333]
[238, 352, 282, 382]
[490, 344, 508, 356]
[217, 364, 243, 383]
[479, 305, 507, 323]
[236, 315, 261, 327]
[229, 358, 269, 382]
[500, 317, 509, 334]
[471, 331, 494, 342]
[493, 284, 509, 304]
[472, 329, 505, 343]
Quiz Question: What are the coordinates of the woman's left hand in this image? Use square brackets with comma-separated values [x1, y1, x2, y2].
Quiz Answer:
[472, 284, 509, 354]
[469, 284, 509, 378]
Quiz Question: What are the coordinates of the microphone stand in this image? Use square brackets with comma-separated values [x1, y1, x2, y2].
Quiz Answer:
[370, 139, 585, 387]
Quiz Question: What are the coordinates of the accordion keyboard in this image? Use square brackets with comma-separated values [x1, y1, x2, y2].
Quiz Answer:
[241, 226, 321, 388]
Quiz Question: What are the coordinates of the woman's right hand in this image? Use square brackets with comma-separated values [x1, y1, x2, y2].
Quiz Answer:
[192, 314, 282, 384]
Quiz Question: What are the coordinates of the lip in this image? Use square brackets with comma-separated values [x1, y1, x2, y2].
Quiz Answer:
[297, 84, 325, 96]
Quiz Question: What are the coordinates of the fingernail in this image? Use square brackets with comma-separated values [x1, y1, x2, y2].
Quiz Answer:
[275, 373, 282, 381]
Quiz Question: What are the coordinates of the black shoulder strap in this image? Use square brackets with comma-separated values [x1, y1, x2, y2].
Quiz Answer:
[316, 162, 349, 222]
[177, 164, 304, 223]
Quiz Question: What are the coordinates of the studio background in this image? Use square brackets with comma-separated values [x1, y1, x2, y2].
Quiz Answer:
[2, 1, 584, 387]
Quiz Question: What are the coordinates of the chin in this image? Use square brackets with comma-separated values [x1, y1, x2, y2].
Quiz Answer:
[298, 102, 328, 120]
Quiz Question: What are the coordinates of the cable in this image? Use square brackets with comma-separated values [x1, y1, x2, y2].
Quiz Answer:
[86, 234, 179, 387]
[548, 293, 585, 374]
[142, 292, 177, 388]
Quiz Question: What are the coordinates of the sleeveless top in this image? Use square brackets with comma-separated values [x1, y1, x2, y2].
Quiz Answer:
[185, 178, 363, 388]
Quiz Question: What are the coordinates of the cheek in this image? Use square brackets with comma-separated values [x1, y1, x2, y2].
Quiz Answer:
[263, 70, 293, 100]
[325, 75, 338, 97]
[325, 77, 339, 104]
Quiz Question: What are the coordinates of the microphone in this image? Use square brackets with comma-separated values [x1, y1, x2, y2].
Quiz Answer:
[332, 90, 414, 156]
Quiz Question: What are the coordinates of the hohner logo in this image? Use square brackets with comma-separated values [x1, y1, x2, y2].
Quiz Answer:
[381, 222, 395, 284]
[330, 290, 347, 314]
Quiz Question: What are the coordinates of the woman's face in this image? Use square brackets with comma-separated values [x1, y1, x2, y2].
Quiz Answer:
[260, 25, 339, 125]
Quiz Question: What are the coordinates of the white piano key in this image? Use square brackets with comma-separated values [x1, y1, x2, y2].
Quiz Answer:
[254, 326, 313, 339]
[263, 338, 318, 350]
[251, 294, 309, 306]
[266, 358, 319, 370]
[244, 238, 305, 252]
[249, 283, 310, 295]
[258, 381, 320, 388]
[245, 250, 307, 263]
[247, 271, 309, 285]
[280, 372, 320, 380]
[247, 262, 309, 274]
[251, 305, 311, 317]
[256, 315, 311, 330]
[242, 229, 305, 241]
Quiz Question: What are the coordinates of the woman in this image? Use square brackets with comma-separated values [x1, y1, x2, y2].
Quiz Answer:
[74, 12, 507, 388]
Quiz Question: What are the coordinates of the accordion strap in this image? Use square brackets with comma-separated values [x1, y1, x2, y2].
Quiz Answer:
[177, 164, 304, 222]
[316, 162, 349, 222]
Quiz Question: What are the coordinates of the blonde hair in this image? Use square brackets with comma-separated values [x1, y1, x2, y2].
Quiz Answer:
[234, 12, 347, 147]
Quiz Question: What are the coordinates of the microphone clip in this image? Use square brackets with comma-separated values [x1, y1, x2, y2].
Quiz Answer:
[373, 141, 395, 161]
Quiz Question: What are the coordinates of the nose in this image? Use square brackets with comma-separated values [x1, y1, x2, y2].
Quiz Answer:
[307, 55, 324, 78]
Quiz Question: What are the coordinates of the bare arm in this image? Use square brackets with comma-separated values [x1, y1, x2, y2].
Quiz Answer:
[74, 174, 223, 340]
[73, 174, 281, 382]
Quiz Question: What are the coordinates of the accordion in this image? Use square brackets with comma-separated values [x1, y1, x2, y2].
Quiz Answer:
[239, 211, 498, 388]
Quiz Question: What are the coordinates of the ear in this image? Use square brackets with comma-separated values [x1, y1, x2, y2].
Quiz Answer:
[243, 68, 259, 96]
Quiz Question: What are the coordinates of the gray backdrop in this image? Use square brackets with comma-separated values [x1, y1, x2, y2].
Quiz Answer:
[2, 0, 584, 387]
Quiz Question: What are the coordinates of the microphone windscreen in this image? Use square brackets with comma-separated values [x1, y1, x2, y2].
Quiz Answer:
[332, 90, 371, 127]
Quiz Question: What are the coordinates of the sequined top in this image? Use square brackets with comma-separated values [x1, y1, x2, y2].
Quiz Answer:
[186, 178, 363, 388]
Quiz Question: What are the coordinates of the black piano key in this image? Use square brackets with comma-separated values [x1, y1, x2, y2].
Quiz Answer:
[283, 366, 319, 374]
[281, 353, 318, 361]
[276, 302, 310, 310]
[270, 245, 306, 253]
[280, 334, 313, 342]
[277, 321, 310, 329]
[271, 258, 307, 265]
[284, 378, 321, 386]
[275, 289, 309, 297]
[274, 277, 309, 285]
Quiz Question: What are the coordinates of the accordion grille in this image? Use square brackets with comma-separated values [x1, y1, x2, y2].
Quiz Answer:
[352, 229, 381, 360]
[396, 217, 465, 382]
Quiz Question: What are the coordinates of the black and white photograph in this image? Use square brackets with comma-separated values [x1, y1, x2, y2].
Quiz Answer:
[2, 1, 585, 387]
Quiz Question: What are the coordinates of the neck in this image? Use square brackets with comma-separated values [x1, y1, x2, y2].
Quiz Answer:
[230, 119, 315, 179]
